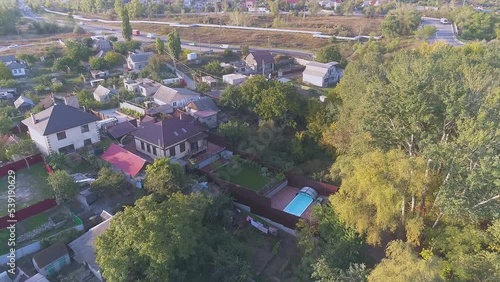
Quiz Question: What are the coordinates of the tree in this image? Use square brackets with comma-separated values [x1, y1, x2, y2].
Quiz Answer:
[155, 37, 165, 54]
[5, 139, 38, 160]
[91, 167, 129, 193]
[65, 40, 92, 61]
[0, 63, 13, 80]
[121, 7, 132, 41]
[330, 150, 427, 245]
[95, 193, 252, 281]
[240, 45, 250, 57]
[103, 51, 123, 67]
[316, 45, 342, 64]
[218, 121, 250, 145]
[144, 158, 185, 197]
[454, 7, 499, 41]
[89, 57, 109, 70]
[17, 54, 38, 65]
[414, 26, 436, 41]
[107, 35, 118, 42]
[220, 86, 246, 111]
[368, 240, 444, 282]
[47, 170, 79, 203]
[114, 0, 124, 17]
[45, 153, 68, 171]
[167, 29, 182, 60]
[52, 56, 79, 73]
[254, 80, 303, 126]
[203, 60, 222, 75]
[128, 0, 145, 19]
[381, 6, 421, 37]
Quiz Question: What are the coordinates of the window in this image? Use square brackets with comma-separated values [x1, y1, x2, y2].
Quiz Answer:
[58, 144, 75, 154]
[146, 144, 151, 153]
[83, 139, 92, 146]
[180, 143, 185, 152]
[56, 131, 66, 140]
[152, 146, 157, 156]
[169, 147, 176, 157]
[141, 141, 145, 150]
[81, 124, 89, 133]
[13, 69, 17, 74]
[172, 102, 177, 107]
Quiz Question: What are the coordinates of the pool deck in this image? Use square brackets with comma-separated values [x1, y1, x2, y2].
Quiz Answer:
[270, 186, 314, 219]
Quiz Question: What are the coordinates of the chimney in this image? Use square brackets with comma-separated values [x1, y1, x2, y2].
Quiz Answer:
[31, 113, 36, 124]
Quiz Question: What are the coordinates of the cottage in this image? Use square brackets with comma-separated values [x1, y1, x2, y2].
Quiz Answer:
[14, 96, 34, 111]
[68, 211, 114, 281]
[93, 85, 116, 102]
[0, 55, 26, 78]
[185, 97, 220, 128]
[302, 61, 343, 87]
[223, 73, 248, 85]
[245, 51, 275, 74]
[93, 38, 112, 52]
[131, 118, 207, 162]
[126, 52, 153, 72]
[32, 242, 70, 277]
[153, 86, 200, 108]
[123, 78, 162, 96]
[22, 104, 100, 155]
[201, 76, 217, 87]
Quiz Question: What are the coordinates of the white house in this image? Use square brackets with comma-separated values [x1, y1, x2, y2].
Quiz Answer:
[32, 242, 70, 277]
[0, 55, 26, 78]
[223, 73, 248, 85]
[126, 52, 153, 72]
[153, 86, 200, 109]
[131, 118, 207, 161]
[302, 61, 343, 87]
[93, 85, 116, 102]
[185, 97, 220, 128]
[123, 78, 162, 96]
[22, 104, 100, 155]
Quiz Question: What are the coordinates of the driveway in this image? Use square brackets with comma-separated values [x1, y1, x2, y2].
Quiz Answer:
[421, 17, 464, 46]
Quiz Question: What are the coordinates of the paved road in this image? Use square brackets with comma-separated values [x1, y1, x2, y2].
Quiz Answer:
[421, 18, 464, 46]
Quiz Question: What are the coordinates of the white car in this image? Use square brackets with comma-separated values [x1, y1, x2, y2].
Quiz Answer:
[440, 18, 450, 24]
[219, 44, 229, 49]
[7, 44, 18, 49]
[189, 42, 196, 46]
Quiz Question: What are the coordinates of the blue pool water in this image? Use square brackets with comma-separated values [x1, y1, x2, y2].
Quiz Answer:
[284, 193, 314, 216]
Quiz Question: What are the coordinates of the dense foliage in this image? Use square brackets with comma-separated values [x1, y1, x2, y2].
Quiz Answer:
[453, 7, 499, 41]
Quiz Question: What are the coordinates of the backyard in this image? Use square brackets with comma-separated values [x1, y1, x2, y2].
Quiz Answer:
[214, 159, 285, 192]
[0, 163, 52, 216]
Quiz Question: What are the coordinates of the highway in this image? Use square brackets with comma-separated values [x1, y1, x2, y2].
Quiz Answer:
[421, 17, 464, 46]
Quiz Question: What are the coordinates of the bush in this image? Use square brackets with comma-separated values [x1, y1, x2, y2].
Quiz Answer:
[73, 26, 85, 34]
[40, 228, 82, 248]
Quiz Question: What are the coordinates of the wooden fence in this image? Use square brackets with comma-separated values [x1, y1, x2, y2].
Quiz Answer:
[0, 199, 57, 229]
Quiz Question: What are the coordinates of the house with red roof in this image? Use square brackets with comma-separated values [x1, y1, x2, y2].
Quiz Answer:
[101, 144, 147, 178]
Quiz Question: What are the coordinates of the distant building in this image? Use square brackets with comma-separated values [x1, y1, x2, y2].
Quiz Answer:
[14, 96, 34, 111]
[185, 97, 220, 128]
[0, 55, 26, 78]
[302, 61, 343, 87]
[123, 78, 162, 96]
[223, 73, 248, 85]
[32, 242, 70, 277]
[245, 51, 275, 74]
[153, 86, 200, 108]
[93, 85, 116, 102]
[126, 52, 153, 72]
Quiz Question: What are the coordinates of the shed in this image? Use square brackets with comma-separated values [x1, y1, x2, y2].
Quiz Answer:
[187, 53, 198, 61]
[32, 242, 70, 277]
[223, 73, 248, 86]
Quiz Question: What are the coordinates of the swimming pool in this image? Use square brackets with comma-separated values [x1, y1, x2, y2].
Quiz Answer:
[284, 192, 314, 217]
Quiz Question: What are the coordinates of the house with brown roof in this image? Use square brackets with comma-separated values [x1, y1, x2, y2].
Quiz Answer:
[185, 97, 220, 128]
[153, 86, 200, 109]
[245, 51, 275, 74]
[32, 242, 70, 277]
[131, 118, 207, 163]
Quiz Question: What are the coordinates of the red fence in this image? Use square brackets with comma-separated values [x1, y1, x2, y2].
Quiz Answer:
[0, 154, 43, 177]
[0, 199, 57, 229]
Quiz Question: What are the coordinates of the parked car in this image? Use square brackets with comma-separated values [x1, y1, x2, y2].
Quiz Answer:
[189, 42, 196, 46]
[440, 18, 450, 24]
[219, 44, 229, 49]
[7, 44, 18, 49]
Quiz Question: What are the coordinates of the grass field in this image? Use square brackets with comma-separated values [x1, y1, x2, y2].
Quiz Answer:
[0, 163, 52, 216]
[20, 212, 50, 233]
[215, 163, 270, 191]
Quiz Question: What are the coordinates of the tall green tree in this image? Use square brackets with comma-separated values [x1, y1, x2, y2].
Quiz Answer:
[254, 80, 303, 126]
[368, 240, 444, 282]
[47, 170, 79, 203]
[114, 0, 124, 17]
[121, 6, 132, 41]
[167, 29, 182, 60]
[316, 45, 342, 64]
[144, 157, 185, 197]
[381, 6, 421, 37]
[155, 37, 165, 54]
[0, 63, 13, 80]
[91, 167, 129, 193]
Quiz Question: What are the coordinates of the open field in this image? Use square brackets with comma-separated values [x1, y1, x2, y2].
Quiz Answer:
[0, 163, 52, 216]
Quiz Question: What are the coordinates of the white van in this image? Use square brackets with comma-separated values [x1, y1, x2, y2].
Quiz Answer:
[219, 44, 230, 49]
[147, 33, 156, 39]
[440, 18, 450, 24]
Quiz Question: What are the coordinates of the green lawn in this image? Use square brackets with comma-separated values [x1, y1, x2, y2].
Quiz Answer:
[20, 212, 50, 233]
[0, 163, 52, 216]
[215, 163, 270, 191]
[0, 229, 10, 254]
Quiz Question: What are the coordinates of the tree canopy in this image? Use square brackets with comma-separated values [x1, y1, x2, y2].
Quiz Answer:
[167, 29, 182, 60]
[47, 170, 79, 203]
[144, 157, 186, 197]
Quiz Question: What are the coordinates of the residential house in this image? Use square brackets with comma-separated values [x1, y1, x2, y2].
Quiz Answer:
[302, 61, 343, 87]
[93, 85, 116, 102]
[245, 51, 275, 74]
[22, 104, 100, 155]
[201, 76, 217, 87]
[68, 211, 113, 282]
[123, 78, 162, 96]
[106, 120, 137, 140]
[126, 52, 153, 72]
[101, 144, 146, 179]
[93, 38, 112, 53]
[185, 97, 220, 128]
[32, 242, 70, 277]
[223, 73, 248, 85]
[153, 86, 200, 109]
[14, 96, 34, 111]
[0, 55, 26, 78]
[131, 118, 207, 162]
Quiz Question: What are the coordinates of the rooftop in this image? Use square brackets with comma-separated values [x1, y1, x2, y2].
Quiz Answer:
[131, 118, 205, 148]
[153, 86, 200, 104]
[101, 143, 146, 177]
[32, 241, 69, 269]
[128, 52, 153, 63]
